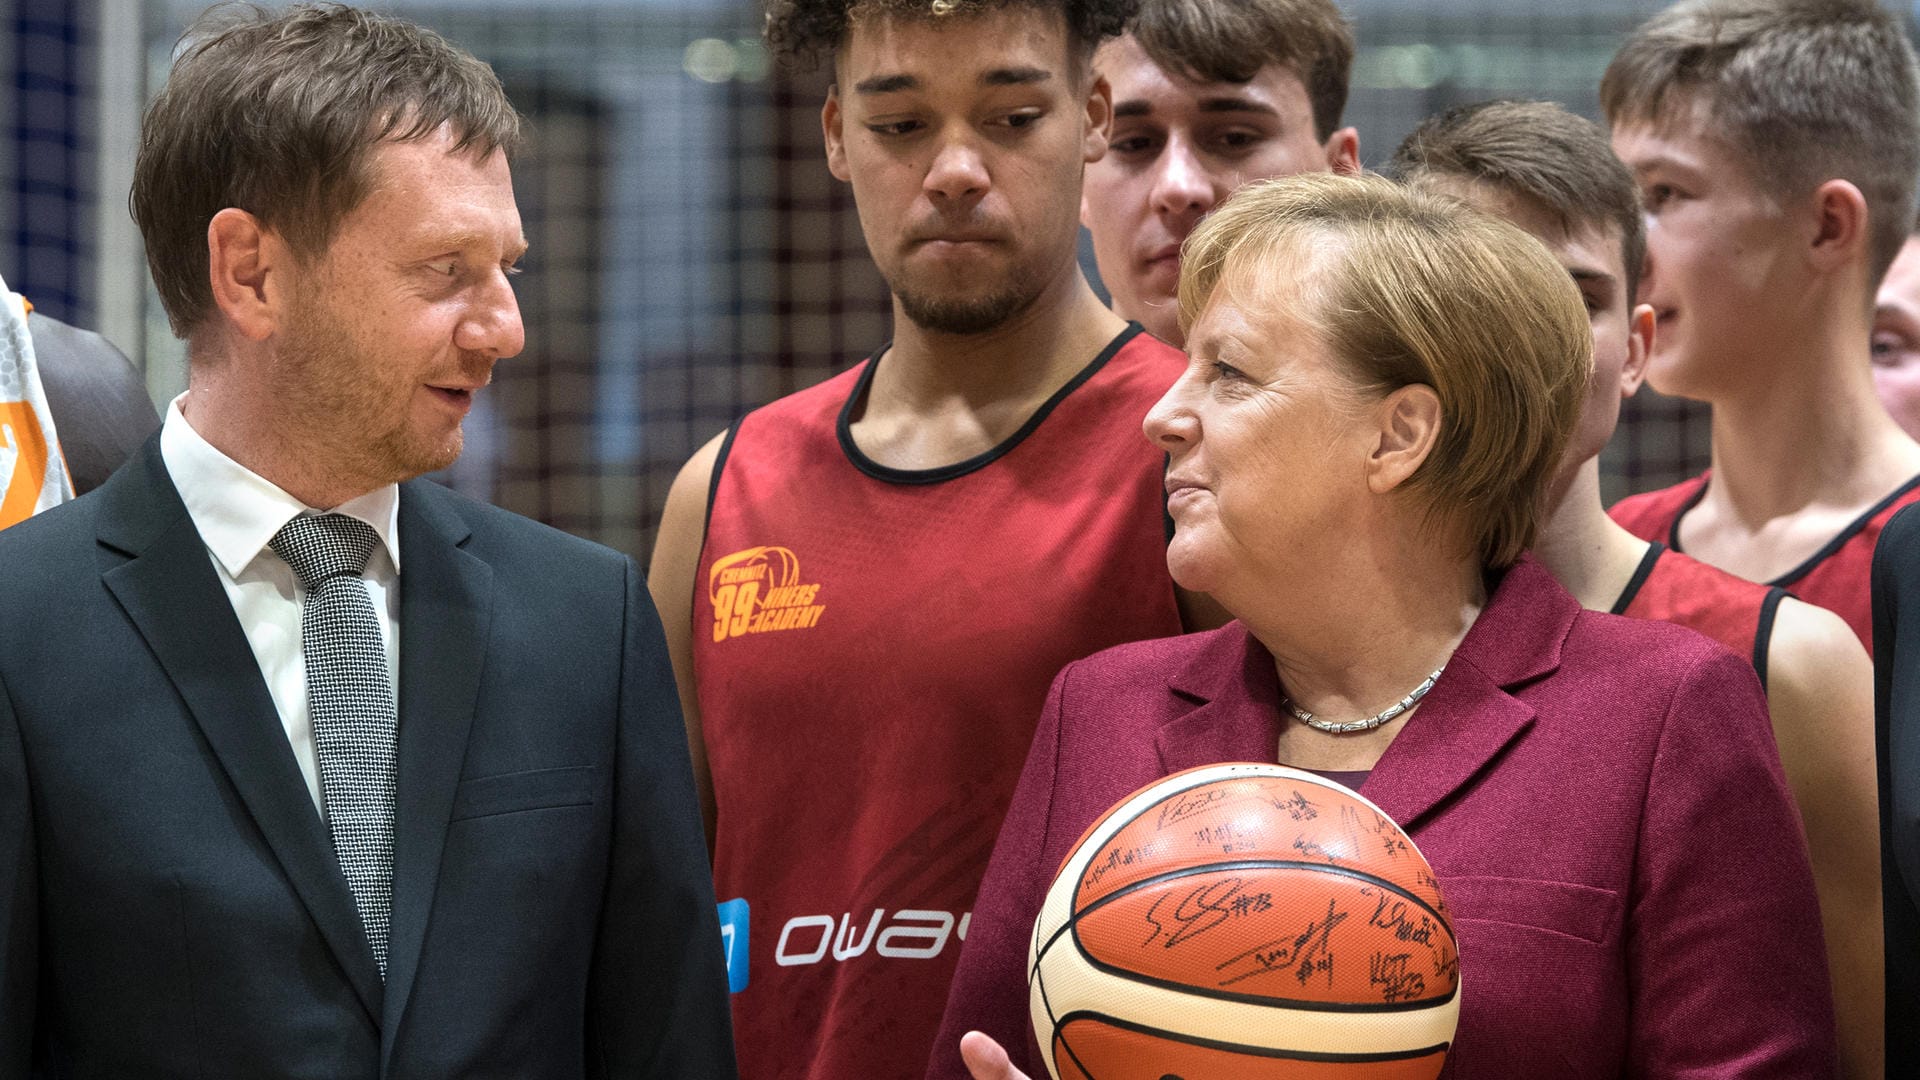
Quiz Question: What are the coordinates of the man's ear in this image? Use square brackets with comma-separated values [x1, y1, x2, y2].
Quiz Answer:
[823, 86, 850, 182]
[1366, 383, 1442, 494]
[1808, 177, 1869, 274]
[1324, 127, 1360, 175]
[206, 207, 286, 343]
[1084, 71, 1113, 164]
[1621, 302, 1654, 399]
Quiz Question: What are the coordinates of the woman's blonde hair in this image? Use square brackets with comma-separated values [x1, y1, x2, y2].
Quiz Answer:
[1178, 172, 1592, 568]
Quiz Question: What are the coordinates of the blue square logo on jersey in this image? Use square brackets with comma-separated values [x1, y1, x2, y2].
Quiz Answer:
[717, 898, 750, 993]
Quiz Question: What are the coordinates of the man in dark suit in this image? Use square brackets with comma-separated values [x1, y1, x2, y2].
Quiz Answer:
[0, 5, 736, 1077]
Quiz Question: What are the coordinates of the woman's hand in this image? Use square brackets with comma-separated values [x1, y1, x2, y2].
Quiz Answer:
[960, 1031, 1032, 1080]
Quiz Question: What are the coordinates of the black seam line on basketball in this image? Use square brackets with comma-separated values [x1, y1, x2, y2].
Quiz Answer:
[1055, 1010, 1452, 1064]
[1029, 765, 1286, 989]
[834, 322, 1144, 486]
[1037, 959, 1099, 1080]
[1044, 861, 1457, 1014]
[1030, 767, 1431, 985]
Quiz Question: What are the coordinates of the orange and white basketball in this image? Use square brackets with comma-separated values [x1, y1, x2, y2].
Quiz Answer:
[1029, 762, 1460, 1080]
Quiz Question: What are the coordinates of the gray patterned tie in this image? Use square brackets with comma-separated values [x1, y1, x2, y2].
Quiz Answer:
[271, 513, 396, 976]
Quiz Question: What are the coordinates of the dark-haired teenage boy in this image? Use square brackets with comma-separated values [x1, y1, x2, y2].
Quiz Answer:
[647, 2, 1217, 1077]
[1079, 0, 1358, 347]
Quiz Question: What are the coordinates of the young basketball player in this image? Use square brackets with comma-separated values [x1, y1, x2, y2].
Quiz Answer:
[1873, 215, 1920, 439]
[1080, 0, 1358, 347]
[1602, 0, 1920, 653]
[647, 3, 1205, 1077]
[1393, 99, 1882, 1079]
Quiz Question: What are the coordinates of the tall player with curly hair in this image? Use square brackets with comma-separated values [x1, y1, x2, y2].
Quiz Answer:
[648, 2, 1210, 1076]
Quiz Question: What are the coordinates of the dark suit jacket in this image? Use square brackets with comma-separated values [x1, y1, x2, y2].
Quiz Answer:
[0, 438, 736, 1079]
[929, 559, 1837, 1080]
[1873, 503, 1920, 1068]
[26, 312, 158, 495]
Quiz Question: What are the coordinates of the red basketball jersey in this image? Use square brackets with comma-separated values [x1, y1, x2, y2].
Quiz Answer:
[1611, 542, 1785, 685]
[1610, 471, 1920, 654]
[693, 326, 1185, 1080]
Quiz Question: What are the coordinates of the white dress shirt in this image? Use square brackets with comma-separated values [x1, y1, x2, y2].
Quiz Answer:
[158, 395, 401, 815]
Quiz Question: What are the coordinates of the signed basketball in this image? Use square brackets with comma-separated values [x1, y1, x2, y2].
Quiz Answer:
[1028, 762, 1460, 1080]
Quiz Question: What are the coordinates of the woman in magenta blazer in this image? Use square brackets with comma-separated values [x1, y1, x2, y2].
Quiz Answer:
[928, 175, 1837, 1079]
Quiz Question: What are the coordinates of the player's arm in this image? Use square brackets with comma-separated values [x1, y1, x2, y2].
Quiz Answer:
[1762, 598, 1882, 1080]
[647, 430, 728, 853]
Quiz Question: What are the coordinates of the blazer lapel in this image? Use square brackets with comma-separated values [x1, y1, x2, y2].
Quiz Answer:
[1152, 562, 1574, 836]
[96, 439, 385, 1020]
[381, 480, 493, 1058]
[1154, 623, 1288, 773]
[1362, 559, 1571, 832]
[1359, 666, 1535, 832]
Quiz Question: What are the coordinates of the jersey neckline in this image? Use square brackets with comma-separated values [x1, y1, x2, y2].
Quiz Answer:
[1608, 541, 1666, 615]
[834, 323, 1146, 486]
[1668, 470, 1920, 587]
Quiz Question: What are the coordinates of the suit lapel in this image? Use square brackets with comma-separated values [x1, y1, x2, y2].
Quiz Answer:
[96, 439, 385, 1020]
[381, 480, 493, 1058]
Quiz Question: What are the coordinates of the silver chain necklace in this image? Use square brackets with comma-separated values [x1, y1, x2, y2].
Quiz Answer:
[1283, 665, 1446, 735]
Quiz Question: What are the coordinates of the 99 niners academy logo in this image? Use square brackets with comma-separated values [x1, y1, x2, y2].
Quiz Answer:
[708, 546, 827, 643]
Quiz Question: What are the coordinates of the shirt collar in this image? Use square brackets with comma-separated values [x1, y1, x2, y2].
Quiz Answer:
[158, 393, 402, 578]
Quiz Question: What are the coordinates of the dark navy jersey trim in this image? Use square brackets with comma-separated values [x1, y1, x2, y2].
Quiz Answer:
[1754, 587, 1787, 692]
[703, 417, 746, 539]
[835, 323, 1146, 486]
[1670, 472, 1920, 587]
[1610, 541, 1666, 616]
[1663, 478, 1710, 553]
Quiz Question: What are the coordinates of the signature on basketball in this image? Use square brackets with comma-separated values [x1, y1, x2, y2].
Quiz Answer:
[1212, 898, 1347, 988]
[1264, 788, 1319, 821]
[1140, 877, 1273, 949]
[1363, 888, 1438, 947]
[1081, 844, 1152, 893]
[1368, 952, 1428, 1002]
[1156, 787, 1230, 830]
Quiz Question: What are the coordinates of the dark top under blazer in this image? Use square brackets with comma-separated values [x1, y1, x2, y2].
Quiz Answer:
[1873, 502, 1920, 1067]
[0, 437, 737, 1079]
[929, 559, 1837, 1080]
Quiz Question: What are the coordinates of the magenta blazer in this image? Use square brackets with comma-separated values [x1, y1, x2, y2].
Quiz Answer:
[927, 559, 1837, 1079]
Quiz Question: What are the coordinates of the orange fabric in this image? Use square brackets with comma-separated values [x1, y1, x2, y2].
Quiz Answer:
[0, 400, 52, 528]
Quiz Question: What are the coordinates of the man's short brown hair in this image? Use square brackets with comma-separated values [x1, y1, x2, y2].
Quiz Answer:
[1179, 173, 1592, 568]
[1388, 99, 1646, 301]
[132, 2, 522, 338]
[1601, 0, 1920, 283]
[764, 0, 1136, 70]
[1129, 0, 1353, 142]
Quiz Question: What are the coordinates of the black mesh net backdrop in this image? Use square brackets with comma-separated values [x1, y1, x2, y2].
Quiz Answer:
[90, 0, 1717, 560]
[3, 0, 99, 327]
